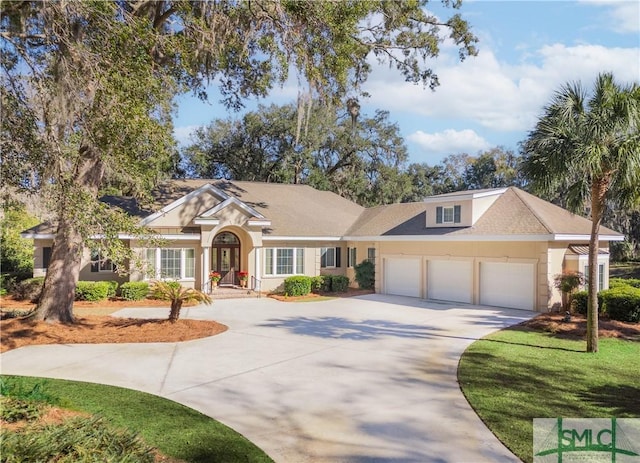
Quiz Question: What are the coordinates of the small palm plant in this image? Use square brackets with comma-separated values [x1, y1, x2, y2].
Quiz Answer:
[150, 281, 212, 322]
[553, 272, 585, 312]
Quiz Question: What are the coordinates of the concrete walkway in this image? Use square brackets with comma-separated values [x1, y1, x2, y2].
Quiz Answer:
[1, 295, 534, 462]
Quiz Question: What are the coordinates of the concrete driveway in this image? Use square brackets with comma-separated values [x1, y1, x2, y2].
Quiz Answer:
[1, 294, 534, 462]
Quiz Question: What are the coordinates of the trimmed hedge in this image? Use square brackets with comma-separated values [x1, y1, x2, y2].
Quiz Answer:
[310, 276, 325, 293]
[610, 278, 640, 289]
[354, 260, 375, 290]
[12, 277, 44, 302]
[601, 287, 640, 323]
[571, 288, 640, 323]
[284, 276, 312, 296]
[328, 275, 349, 292]
[106, 281, 119, 299]
[75, 281, 110, 301]
[120, 282, 149, 301]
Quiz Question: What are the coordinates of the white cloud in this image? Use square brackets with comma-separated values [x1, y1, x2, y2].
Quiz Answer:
[408, 129, 490, 161]
[581, 0, 640, 33]
[173, 125, 200, 146]
[363, 42, 639, 133]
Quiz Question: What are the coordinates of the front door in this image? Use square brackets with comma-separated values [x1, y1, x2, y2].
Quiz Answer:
[212, 232, 240, 285]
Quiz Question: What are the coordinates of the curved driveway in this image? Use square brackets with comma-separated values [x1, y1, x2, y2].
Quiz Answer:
[1, 294, 533, 462]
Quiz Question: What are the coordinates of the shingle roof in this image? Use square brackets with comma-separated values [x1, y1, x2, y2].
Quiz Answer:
[23, 184, 623, 240]
[124, 179, 365, 237]
[346, 187, 622, 238]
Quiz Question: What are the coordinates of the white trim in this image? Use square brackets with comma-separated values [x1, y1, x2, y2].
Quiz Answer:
[553, 234, 624, 241]
[139, 183, 229, 226]
[262, 236, 342, 241]
[193, 218, 221, 225]
[345, 234, 556, 242]
[248, 220, 272, 227]
[423, 188, 506, 203]
[20, 233, 54, 239]
[122, 233, 200, 240]
[198, 196, 266, 220]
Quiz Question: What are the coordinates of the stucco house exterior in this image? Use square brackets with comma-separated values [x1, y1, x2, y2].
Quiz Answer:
[23, 180, 623, 312]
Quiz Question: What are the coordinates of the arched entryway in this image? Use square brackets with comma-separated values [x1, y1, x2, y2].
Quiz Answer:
[212, 231, 240, 285]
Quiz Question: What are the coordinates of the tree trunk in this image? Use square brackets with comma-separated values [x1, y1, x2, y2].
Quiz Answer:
[586, 180, 607, 353]
[31, 217, 84, 323]
[32, 146, 104, 323]
[169, 300, 182, 322]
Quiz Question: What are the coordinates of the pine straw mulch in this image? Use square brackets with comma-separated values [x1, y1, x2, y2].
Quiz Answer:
[519, 312, 640, 341]
[0, 296, 227, 354]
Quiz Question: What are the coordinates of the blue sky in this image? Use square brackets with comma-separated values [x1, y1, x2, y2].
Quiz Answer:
[173, 0, 640, 166]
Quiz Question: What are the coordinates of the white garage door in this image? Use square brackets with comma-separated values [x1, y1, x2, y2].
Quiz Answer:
[384, 257, 421, 298]
[480, 262, 535, 310]
[427, 260, 473, 304]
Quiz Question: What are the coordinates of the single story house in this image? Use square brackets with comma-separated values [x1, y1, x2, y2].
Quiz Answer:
[23, 180, 623, 311]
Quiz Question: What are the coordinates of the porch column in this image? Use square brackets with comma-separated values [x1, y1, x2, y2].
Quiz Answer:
[202, 247, 210, 292]
[254, 246, 261, 291]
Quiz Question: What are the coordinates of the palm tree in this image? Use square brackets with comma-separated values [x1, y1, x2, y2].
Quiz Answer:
[522, 72, 640, 353]
[150, 281, 212, 322]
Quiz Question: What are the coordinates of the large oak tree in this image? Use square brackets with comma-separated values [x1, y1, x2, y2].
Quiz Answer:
[1, 0, 477, 323]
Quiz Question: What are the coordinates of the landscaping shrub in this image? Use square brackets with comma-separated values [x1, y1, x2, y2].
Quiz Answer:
[12, 277, 44, 302]
[609, 277, 640, 289]
[75, 281, 110, 301]
[310, 275, 325, 293]
[318, 274, 332, 292]
[120, 281, 149, 301]
[600, 287, 640, 323]
[570, 291, 603, 315]
[284, 276, 312, 296]
[354, 260, 375, 290]
[106, 280, 119, 298]
[328, 275, 349, 292]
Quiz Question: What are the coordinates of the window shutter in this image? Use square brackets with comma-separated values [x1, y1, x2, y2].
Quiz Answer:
[454, 205, 461, 223]
[335, 247, 341, 268]
[321, 248, 327, 268]
[436, 206, 443, 224]
[43, 247, 52, 269]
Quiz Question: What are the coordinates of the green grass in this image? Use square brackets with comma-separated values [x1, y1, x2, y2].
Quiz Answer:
[0, 375, 274, 463]
[458, 328, 640, 463]
[611, 261, 640, 279]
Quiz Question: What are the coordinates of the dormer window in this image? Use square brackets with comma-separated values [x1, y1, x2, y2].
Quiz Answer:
[436, 205, 461, 224]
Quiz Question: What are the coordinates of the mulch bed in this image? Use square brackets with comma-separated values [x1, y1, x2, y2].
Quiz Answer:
[0, 316, 227, 353]
[520, 312, 640, 341]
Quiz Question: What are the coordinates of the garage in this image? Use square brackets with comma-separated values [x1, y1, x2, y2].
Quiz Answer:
[480, 262, 535, 310]
[427, 260, 473, 304]
[384, 257, 421, 298]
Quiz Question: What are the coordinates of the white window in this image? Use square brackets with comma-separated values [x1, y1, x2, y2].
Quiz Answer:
[347, 247, 357, 268]
[367, 247, 376, 264]
[264, 248, 304, 276]
[584, 263, 605, 291]
[91, 249, 114, 273]
[144, 248, 195, 280]
[443, 206, 454, 223]
[321, 247, 341, 268]
[436, 205, 461, 224]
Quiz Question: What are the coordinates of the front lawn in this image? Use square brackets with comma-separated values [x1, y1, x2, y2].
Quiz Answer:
[458, 328, 640, 463]
[0, 375, 273, 463]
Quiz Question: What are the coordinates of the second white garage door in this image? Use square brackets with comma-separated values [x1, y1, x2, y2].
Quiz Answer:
[427, 260, 473, 304]
[384, 257, 421, 298]
[480, 262, 535, 311]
